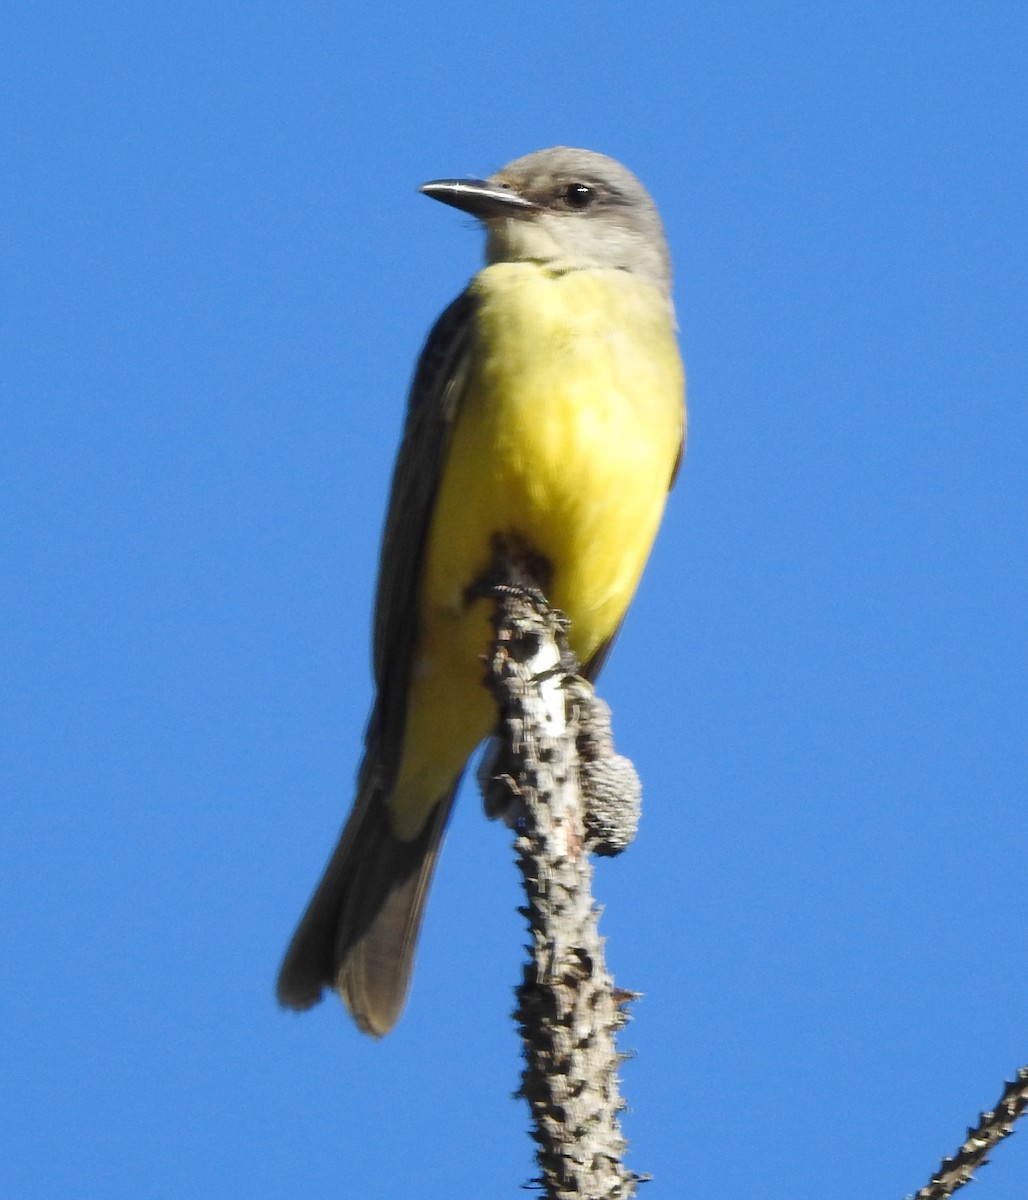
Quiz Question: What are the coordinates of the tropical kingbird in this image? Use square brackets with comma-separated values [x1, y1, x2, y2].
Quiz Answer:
[277, 147, 686, 1036]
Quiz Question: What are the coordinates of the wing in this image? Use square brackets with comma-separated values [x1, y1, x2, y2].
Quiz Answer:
[364, 289, 477, 779]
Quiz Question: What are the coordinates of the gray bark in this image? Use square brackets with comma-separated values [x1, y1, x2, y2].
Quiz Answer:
[481, 585, 642, 1199]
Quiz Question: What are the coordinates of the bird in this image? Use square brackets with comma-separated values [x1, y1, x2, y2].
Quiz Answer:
[277, 147, 686, 1036]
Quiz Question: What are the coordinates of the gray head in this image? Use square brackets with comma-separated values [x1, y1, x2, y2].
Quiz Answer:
[420, 147, 672, 294]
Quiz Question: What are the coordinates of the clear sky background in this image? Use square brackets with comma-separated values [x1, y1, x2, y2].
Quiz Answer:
[3, 4, 1026, 1198]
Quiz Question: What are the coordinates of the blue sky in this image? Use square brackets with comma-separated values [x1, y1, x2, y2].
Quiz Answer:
[3, 4, 1026, 1197]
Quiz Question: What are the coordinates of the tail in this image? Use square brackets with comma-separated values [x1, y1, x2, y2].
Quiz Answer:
[277, 774, 457, 1037]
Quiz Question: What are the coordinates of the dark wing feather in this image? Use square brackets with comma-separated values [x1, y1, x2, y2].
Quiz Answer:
[276, 290, 476, 1027]
[365, 290, 477, 778]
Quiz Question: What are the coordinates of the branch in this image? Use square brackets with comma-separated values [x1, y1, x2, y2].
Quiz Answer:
[481, 584, 643, 1200]
[909, 1067, 1028, 1199]
[474, 579, 1028, 1200]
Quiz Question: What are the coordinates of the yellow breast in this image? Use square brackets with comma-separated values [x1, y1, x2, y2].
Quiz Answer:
[391, 261, 685, 835]
[428, 261, 684, 648]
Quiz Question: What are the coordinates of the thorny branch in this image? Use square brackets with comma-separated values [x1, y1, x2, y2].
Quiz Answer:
[471, 570, 1028, 1200]
[481, 584, 643, 1200]
[910, 1068, 1028, 1199]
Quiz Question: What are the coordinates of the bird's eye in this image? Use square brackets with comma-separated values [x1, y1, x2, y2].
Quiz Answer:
[563, 182, 595, 210]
